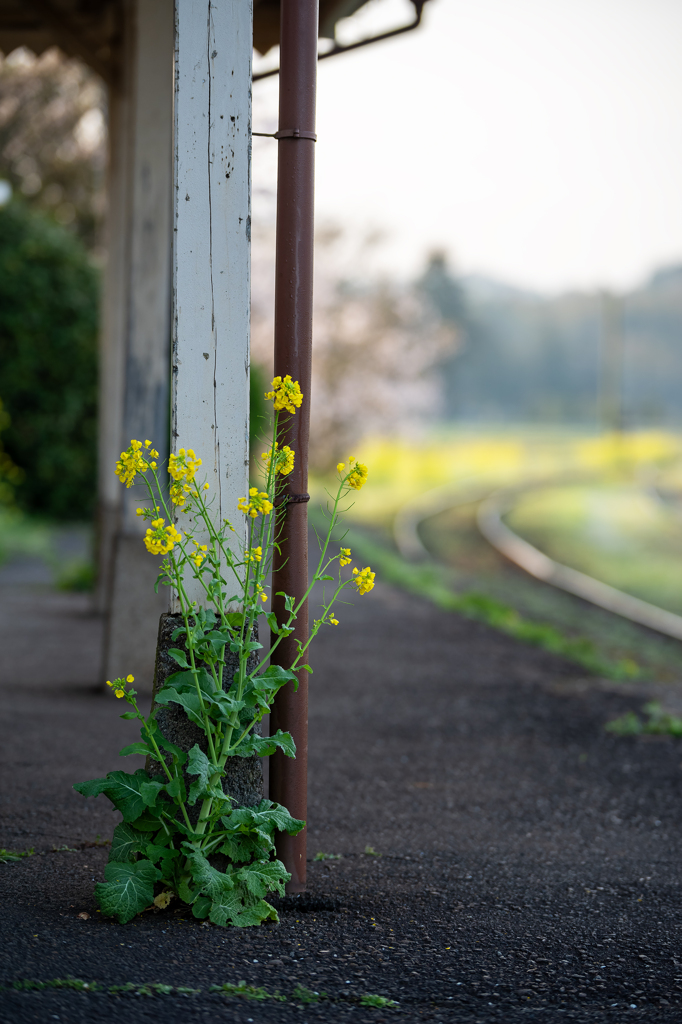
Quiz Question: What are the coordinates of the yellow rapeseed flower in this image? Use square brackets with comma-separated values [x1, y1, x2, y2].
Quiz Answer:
[144, 517, 182, 555]
[347, 458, 368, 491]
[329, 615, 339, 625]
[262, 442, 295, 476]
[238, 488, 273, 519]
[264, 375, 303, 414]
[114, 688, 125, 698]
[168, 447, 202, 484]
[126, 675, 134, 683]
[352, 566, 375, 595]
[339, 547, 352, 567]
[115, 439, 150, 488]
[336, 462, 345, 472]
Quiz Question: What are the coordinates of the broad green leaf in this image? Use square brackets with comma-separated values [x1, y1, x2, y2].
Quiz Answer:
[184, 847, 235, 900]
[168, 648, 190, 669]
[186, 744, 223, 805]
[177, 875, 198, 904]
[192, 895, 211, 919]
[146, 844, 180, 873]
[74, 770, 151, 823]
[236, 858, 290, 899]
[140, 780, 166, 808]
[95, 860, 160, 924]
[233, 729, 296, 760]
[165, 774, 186, 802]
[110, 822, 149, 863]
[128, 811, 164, 831]
[120, 711, 139, 720]
[73, 777, 111, 799]
[227, 799, 306, 837]
[118, 742, 155, 758]
[154, 687, 206, 728]
[205, 887, 245, 927]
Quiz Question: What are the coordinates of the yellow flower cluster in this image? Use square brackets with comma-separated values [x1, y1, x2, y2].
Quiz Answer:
[144, 517, 182, 555]
[347, 457, 368, 491]
[264, 375, 303, 414]
[255, 583, 268, 604]
[261, 443, 295, 477]
[190, 540, 208, 568]
[248, 546, 263, 564]
[106, 674, 134, 699]
[339, 547, 352, 567]
[168, 448, 202, 483]
[238, 488, 274, 519]
[115, 440, 158, 488]
[352, 566, 375, 595]
[329, 615, 339, 626]
[170, 481, 193, 507]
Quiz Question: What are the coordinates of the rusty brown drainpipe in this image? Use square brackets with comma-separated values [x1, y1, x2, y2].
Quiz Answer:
[268, 0, 319, 894]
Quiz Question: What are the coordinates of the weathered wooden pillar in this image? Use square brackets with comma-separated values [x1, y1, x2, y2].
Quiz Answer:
[99, 0, 173, 687]
[171, 0, 251, 607]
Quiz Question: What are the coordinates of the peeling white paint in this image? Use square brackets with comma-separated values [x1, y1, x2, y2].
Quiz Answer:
[172, 0, 252, 609]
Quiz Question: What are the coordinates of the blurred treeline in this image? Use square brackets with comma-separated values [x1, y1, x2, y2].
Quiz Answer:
[0, 48, 104, 520]
[422, 256, 682, 429]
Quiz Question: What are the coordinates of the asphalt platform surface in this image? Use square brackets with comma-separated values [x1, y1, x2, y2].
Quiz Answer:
[2, 553, 682, 1023]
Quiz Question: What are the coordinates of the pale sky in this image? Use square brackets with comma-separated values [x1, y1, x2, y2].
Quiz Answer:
[253, 0, 682, 294]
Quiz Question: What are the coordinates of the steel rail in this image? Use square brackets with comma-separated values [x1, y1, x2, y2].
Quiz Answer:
[393, 479, 682, 643]
[477, 489, 682, 642]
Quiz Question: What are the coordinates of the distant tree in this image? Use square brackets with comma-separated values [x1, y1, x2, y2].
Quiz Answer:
[251, 227, 458, 471]
[0, 201, 98, 519]
[0, 47, 106, 250]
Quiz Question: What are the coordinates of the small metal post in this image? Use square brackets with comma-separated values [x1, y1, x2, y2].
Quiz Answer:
[268, 0, 319, 894]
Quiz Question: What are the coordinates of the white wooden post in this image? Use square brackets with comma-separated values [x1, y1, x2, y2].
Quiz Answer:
[100, 0, 174, 686]
[172, 0, 252, 610]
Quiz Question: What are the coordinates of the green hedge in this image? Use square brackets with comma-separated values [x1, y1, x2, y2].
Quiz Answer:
[0, 201, 98, 519]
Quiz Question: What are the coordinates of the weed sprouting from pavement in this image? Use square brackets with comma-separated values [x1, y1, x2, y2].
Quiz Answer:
[606, 701, 682, 737]
[0, 847, 34, 864]
[313, 851, 342, 861]
[359, 993, 399, 1008]
[209, 981, 286, 1001]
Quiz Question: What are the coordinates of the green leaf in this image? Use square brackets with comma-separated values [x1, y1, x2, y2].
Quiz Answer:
[120, 711, 139, 720]
[154, 687, 206, 728]
[73, 777, 111, 799]
[236, 858, 290, 899]
[118, 742, 155, 758]
[186, 744, 224, 805]
[320, 574, 334, 581]
[168, 648, 190, 669]
[74, 770, 151, 823]
[299, 664, 313, 674]
[192, 896, 211, 919]
[184, 846, 235, 901]
[177, 875, 197, 904]
[95, 860, 160, 924]
[145, 844, 180, 873]
[233, 729, 296, 759]
[265, 611, 281, 634]
[127, 811, 164, 832]
[109, 822, 149, 863]
[140, 780, 167, 808]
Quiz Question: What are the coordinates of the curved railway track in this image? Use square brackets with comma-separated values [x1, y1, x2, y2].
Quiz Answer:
[394, 481, 682, 643]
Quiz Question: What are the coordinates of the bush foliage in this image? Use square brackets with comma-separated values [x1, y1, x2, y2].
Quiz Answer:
[0, 201, 98, 519]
